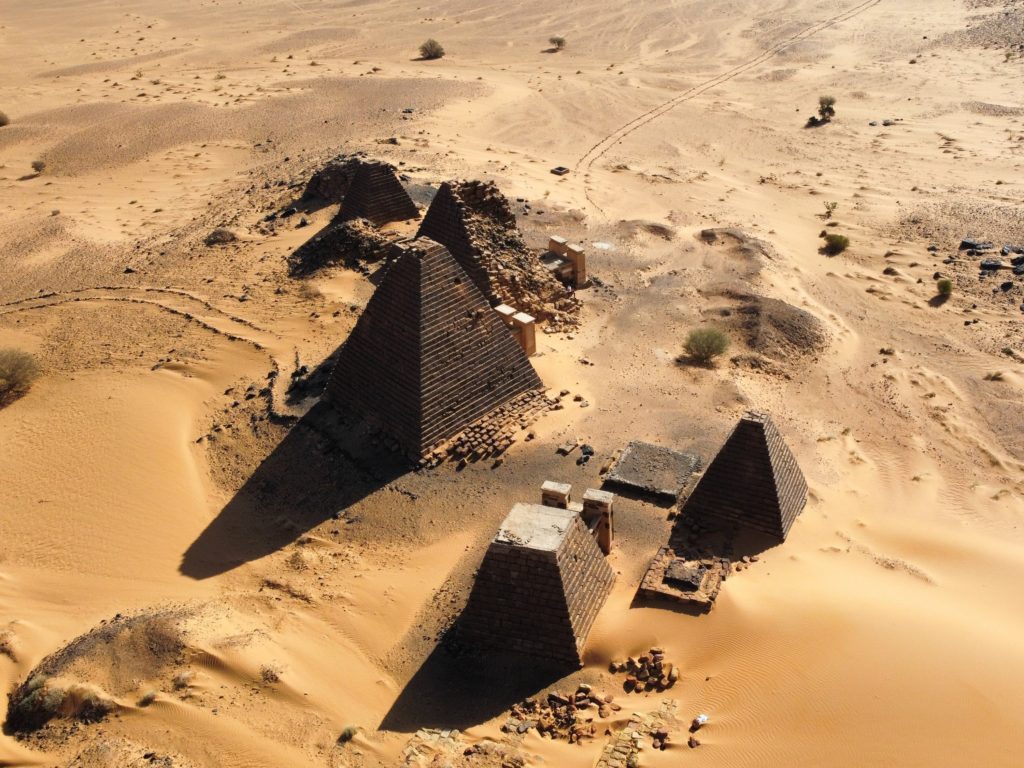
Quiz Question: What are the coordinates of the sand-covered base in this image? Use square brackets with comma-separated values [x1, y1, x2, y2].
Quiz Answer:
[2, 1, 1024, 766]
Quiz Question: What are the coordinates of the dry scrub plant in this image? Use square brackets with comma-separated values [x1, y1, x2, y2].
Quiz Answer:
[683, 328, 730, 365]
[419, 39, 445, 60]
[0, 348, 41, 406]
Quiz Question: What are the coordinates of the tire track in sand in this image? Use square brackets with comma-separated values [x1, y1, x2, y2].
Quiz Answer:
[575, 0, 885, 216]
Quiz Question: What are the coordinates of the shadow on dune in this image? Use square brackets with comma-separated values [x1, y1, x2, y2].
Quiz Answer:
[180, 400, 408, 579]
[379, 637, 570, 732]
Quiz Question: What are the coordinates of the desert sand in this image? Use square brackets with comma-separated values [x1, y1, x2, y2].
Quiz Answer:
[2, 0, 1024, 765]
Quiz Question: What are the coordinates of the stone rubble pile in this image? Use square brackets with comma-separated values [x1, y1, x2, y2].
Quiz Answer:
[424, 390, 556, 468]
[503, 684, 621, 744]
[609, 647, 680, 693]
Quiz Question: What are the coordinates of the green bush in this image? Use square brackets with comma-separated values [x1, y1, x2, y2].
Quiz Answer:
[684, 328, 730, 364]
[0, 348, 41, 406]
[937, 278, 953, 296]
[338, 725, 358, 744]
[549, 36, 566, 50]
[31, 159, 46, 174]
[822, 234, 849, 255]
[419, 39, 445, 60]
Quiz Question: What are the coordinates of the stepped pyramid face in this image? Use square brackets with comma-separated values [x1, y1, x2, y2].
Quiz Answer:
[682, 410, 808, 541]
[325, 238, 543, 458]
[416, 182, 490, 296]
[459, 504, 615, 666]
[337, 161, 420, 227]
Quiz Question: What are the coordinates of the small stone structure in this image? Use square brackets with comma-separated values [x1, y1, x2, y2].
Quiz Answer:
[458, 487, 615, 666]
[416, 180, 578, 325]
[681, 410, 807, 541]
[604, 441, 702, 501]
[325, 238, 543, 459]
[541, 235, 588, 288]
[494, 303, 537, 356]
[637, 547, 730, 611]
[582, 488, 614, 555]
[337, 160, 420, 227]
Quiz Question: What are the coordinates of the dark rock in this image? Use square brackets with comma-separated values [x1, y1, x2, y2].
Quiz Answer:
[980, 259, 1004, 270]
[960, 238, 993, 251]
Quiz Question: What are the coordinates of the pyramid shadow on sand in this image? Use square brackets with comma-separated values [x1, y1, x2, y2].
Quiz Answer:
[180, 401, 408, 580]
[379, 640, 570, 732]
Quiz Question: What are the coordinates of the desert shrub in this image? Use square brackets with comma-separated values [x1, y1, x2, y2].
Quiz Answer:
[936, 278, 953, 296]
[5, 675, 65, 732]
[823, 201, 838, 219]
[822, 233, 849, 255]
[984, 371, 1005, 381]
[338, 725, 358, 744]
[684, 328, 730, 364]
[296, 282, 322, 301]
[549, 36, 566, 50]
[31, 159, 46, 174]
[259, 665, 280, 684]
[204, 227, 237, 246]
[0, 111, 9, 127]
[172, 670, 193, 690]
[138, 689, 157, 707]
[818, 95, 836, 120]
[0, 348, 41, 406]
[419, 39, 445, 60]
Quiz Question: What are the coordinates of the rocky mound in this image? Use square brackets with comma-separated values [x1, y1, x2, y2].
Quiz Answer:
[706, 290, 827, 362]
[418, 180, 579, 327]
[300, 152, 368, 204]
[5, 610, 188, 733]
[288, 217, 400, 277]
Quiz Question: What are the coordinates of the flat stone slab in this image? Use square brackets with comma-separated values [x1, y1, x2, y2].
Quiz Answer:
[604, 441, 701, 500]
[495, 503, 575, 551]
[637, 547, 729, 611]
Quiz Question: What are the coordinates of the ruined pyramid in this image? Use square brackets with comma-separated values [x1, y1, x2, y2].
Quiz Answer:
[459, 503, 615, 666]
[337, 161, 419, 227]
[416, 180, 572, 321]
[682, 410, 807, 541]
[325, 238, 543, 458]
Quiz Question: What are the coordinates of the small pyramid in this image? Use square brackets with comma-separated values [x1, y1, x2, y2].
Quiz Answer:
[416, 182, 488, 294]
[337, 161, 419, 227]
[682, 410, 807, 541]
[325, 238, 542, 458]
[459, 503, 614, 666]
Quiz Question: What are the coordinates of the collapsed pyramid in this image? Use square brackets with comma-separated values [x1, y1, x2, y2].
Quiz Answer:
[416, 180, 570, 321]
[416, 181, 492, 297]
[682, 410, 807, 541]
[325, 238, 543, 458]
[337, 161, 420, 227]
[459, 503, 614, 666]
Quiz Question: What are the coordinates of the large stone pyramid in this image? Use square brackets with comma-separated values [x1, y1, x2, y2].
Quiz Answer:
[459, 503, 615, 666]
[337, 161, 419, 227]
[682, 410, 807, 541]
[325, 238, 543, 458]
